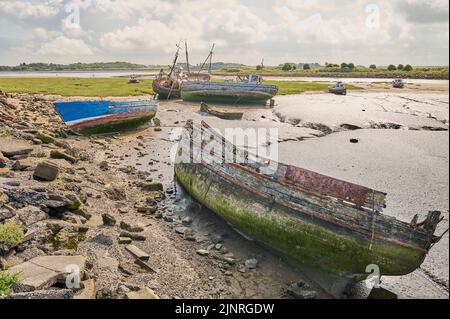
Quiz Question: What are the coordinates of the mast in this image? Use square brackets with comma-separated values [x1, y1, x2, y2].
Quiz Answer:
[168, 44, 181, 77]
[208, 43, 215, 74]
[198, 43, 215, 76]
[185, 41, 190, 74]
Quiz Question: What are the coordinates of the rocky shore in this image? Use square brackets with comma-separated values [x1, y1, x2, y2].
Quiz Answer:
[1, 84, 448, 299]
[0, 91, 323, 299]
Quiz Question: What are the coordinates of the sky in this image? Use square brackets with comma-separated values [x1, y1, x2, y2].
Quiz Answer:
[0, 0, 449, 66]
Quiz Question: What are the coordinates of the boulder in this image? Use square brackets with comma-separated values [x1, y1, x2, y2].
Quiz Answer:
[140, 182, 164, 192]
[12, 160, 33, 171]
[33, 161, 59, 181]
[0, 153, 8, 168]
[101, 213, 116, 226]
[16, 206, 48, 226]
[6, 255, 86, 292]
[35, 132, 55, 144]
[0, 141, 33, 158]
[120, 221, 144, 233]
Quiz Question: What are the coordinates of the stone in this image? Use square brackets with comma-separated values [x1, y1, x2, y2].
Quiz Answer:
[183, 228, 196, 241]
[11, 159, 32, 171]
[350, 138, 359, 144]
[16, 205, 48, 226]
[33, 161, 59, 181]
[104, 187, 126, 201]
[35, 131, 55, 144]
[126, 287, 159, 299]
[215, 244, 223, 250]
[102, 213, 116, 226]
[120, 221, 144, 233]
[196, 249, 209, 257]
[244, 258, 258, 269]
[175, 226, 187, 235]
[89, 234, 114, 246]
[0, 207, 15, 223]
[125, 244, 150, 261]
[286, 282, 317, 299]
[136, 206, 157, 215]
[0, 141, 33, 158]
[74, 279, 96, 299]
[118, 237, 132, 244]
[141, 182, 164, 192]
[0, 153, 8, 168]
[182, 217, 192, 225]
[6, 255, 86, 292]
[120, 231, 146, 241]
[6, 289, 74, 299]
[50, 150, 77, 164]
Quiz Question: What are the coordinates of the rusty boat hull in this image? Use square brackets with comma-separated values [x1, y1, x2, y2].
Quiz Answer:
[175, 121, 443, 283]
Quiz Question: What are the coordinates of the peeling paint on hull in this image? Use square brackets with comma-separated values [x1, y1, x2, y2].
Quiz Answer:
[175, 162, 425, 277]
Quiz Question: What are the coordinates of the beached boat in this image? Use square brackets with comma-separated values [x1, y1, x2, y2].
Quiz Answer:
[329, 81, 347, 95]
[53, 100, 157, 135]
[175, 120, 445, 292]
[181, 75, 278, 104]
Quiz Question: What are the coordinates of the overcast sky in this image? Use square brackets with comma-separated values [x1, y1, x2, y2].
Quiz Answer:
[0, 0, 448, 66]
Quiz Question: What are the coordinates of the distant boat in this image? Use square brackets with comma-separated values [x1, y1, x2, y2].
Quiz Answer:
[181, 74, 278, 104]
[393, 79, 405, 88]
[53, 100, 157, 135]
[128, 75, 140, 84]
[329, 81, 347, 95]
[175, 120, 446, 295]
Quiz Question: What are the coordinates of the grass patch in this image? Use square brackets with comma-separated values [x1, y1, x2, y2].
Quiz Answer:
[0, 77, 154, 97]
[0, 223, 24, 249]
[266, 81, 361, 95]
[0, 77, 362, 97]
[0, 272, 19, 296]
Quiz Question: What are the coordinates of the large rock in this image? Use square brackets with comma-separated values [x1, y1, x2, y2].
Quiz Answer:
[0, 140, 33, 158]
[33, 161, 59, 181]
[17, 205, 48, 226]
[0, 153, 8, 168]
[6, 255, 86, 292]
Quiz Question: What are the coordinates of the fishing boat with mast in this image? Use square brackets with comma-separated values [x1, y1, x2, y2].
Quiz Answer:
[153, 42, 211, 100]
[181, 46, 278, 104]
[175, 120, 447, 295]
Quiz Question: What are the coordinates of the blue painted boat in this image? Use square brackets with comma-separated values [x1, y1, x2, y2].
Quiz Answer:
[53, 100, 158, 135]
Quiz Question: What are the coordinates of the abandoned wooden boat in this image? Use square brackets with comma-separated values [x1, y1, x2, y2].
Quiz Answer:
[53, 100, 157, 135]
[329, 81, 347, 95]
[153, 71, 182, 99]
[175, 121, 445, 285]
[181, 75, 278, 104]
[200, 102, 243, 120]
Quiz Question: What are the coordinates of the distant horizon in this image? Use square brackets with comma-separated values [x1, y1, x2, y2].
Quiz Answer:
[0, 61, 449, 69]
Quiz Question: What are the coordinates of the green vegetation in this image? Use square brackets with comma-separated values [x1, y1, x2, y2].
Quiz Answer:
[0, 77, 154, 97]
[265, 81, 361, 95]
[215, 64, 448, 79]
[0, 223, 24, 249]
[0, 76, 362, 97]
[0, 272, 19, 296]
[0, 62, 155, 72]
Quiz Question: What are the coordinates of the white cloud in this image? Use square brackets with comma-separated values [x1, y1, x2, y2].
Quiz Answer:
[0, 0, 61, 18]
[37, 35, 95, 57]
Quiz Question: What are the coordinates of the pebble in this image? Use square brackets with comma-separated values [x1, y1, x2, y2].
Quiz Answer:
[196, 249, 210, 257]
